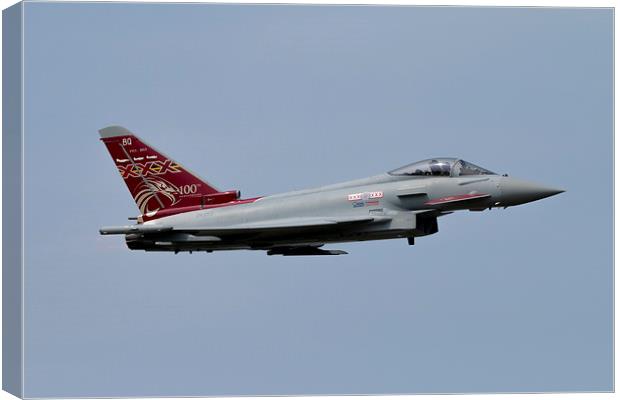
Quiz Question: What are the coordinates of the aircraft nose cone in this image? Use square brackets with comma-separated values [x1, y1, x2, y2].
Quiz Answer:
[500, 178, 564, 206]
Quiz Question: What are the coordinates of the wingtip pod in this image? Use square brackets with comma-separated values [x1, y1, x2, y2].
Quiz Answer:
[99, 225, 173, 235]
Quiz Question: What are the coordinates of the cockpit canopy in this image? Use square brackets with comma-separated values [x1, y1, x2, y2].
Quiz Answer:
[388, 158, 496, 177]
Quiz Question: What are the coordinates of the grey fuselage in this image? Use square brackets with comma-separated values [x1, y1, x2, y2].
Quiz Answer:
[126, 172, 561, 253]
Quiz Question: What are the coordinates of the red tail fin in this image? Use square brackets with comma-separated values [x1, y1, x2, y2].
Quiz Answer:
[99, 126, 233, 215]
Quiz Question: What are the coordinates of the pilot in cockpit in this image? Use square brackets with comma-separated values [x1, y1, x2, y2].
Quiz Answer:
[429, 160, 451, 176]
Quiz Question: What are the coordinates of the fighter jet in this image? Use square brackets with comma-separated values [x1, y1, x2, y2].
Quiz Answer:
[99, 126, 564, 256]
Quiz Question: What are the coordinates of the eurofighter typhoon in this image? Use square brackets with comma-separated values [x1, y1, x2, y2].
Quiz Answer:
[99, 126, 564, 256]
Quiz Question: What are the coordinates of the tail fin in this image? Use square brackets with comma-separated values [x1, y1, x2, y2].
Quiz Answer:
[99, 126, 230, 215]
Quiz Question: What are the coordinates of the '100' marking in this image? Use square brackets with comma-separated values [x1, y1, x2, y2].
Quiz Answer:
[179, 184, 198, 195]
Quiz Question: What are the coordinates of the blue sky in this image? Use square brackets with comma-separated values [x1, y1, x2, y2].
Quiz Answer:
[22, 3, 612, 397]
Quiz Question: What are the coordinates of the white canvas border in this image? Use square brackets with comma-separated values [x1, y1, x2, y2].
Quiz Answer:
[0, 0, 614, 399]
